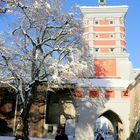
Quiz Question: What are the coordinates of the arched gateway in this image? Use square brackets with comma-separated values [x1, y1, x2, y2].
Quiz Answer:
[97, 110, 124, 140]
[74, 85, 130, 140]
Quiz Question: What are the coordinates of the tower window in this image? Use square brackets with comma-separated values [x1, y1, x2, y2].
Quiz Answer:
[95, 21, 99, 25]
[109, 34, 114, 38]
[95, 48, 99, 52]
[110, 48, 114, 52]
[109, 20, 114, 24]
[95, 34, 99, 38]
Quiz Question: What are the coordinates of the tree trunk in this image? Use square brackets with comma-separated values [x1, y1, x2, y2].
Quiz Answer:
[17, 84, 36, 140]
[20, 96, 32, 140]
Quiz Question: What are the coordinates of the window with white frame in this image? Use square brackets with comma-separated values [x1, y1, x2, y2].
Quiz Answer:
[109, 34, 114, 38]
[109, 20, 114, 24]
[95, 34, 100, 38]
[95, 20, 99, 25]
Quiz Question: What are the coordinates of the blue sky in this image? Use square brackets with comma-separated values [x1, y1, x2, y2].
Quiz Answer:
[0, 0, 140, 68]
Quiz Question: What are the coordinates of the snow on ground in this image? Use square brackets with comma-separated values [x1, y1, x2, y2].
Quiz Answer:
[0, 136, 53, 140]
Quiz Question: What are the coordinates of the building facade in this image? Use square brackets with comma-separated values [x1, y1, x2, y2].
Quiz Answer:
[129, 74, 140, 140]
[0, 1, 139, 140]
[74, 1, 134, 140]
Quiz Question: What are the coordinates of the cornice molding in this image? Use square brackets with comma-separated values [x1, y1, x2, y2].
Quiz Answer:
[80, 6, 128, 18]
[93, 53, 129, 58]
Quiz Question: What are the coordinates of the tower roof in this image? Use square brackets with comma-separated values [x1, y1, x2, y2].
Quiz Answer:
[98, 0, 106, 6]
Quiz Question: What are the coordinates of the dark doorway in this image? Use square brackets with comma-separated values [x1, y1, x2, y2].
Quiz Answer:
[46, 88, 75, 126]
[0, 87, 16, 136]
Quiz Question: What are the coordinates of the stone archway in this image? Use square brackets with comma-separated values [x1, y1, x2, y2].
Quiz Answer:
[97, 110, 124, 140]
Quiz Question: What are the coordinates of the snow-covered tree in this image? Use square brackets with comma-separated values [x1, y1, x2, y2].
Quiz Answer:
[0, 0, 93, 139]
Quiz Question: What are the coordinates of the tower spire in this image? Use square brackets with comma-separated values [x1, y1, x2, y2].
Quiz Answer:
[98, 0, 106, 6]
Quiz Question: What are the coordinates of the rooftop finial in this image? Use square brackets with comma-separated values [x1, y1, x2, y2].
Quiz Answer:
[98, 0, 106, 6]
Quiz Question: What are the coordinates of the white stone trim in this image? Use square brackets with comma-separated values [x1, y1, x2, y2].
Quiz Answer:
[83, 31, 125, 35]
[83, 24, 126, 27]
[93, 53, 129, 58]
[76, 78, 131, 88]
[93, 46, 125, 48]
[80, 6, 128, 18]
[88, 38, 124, 41]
